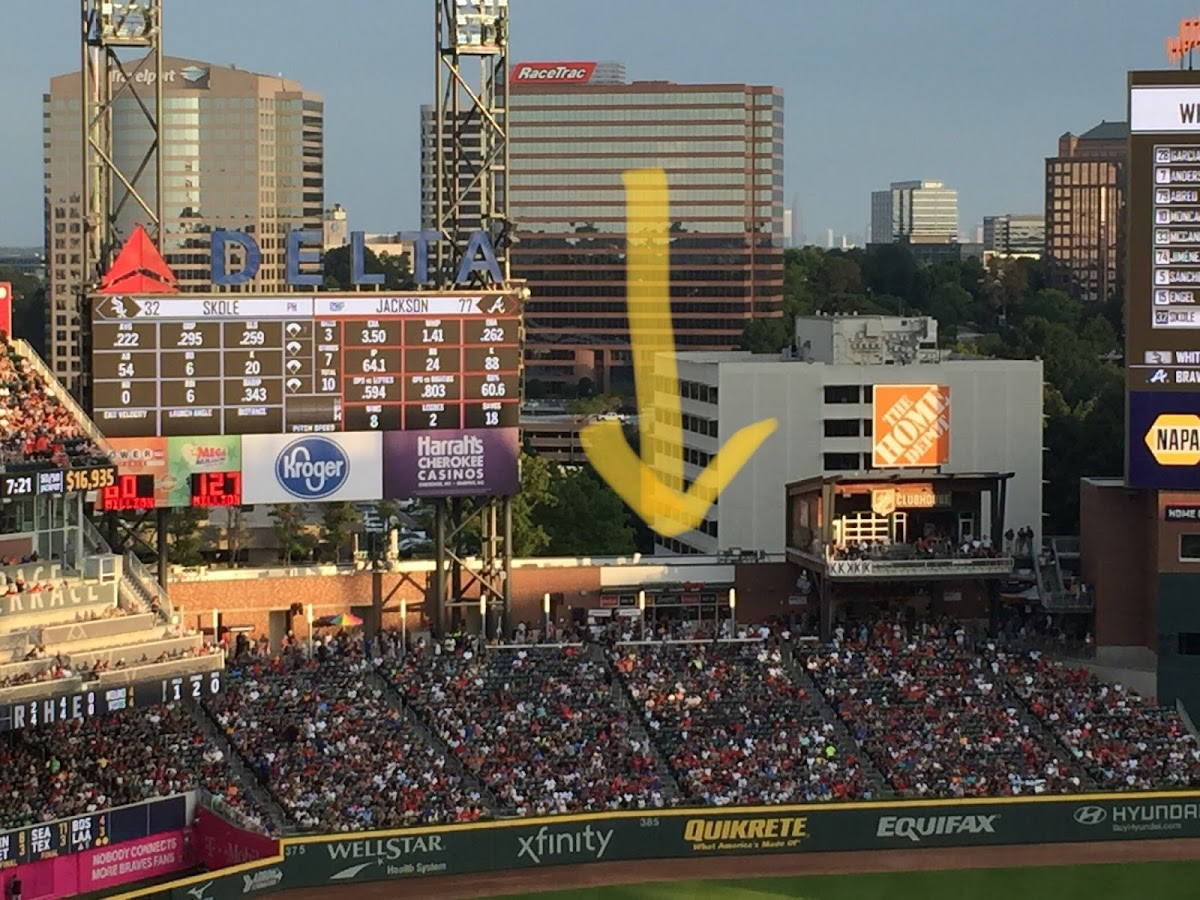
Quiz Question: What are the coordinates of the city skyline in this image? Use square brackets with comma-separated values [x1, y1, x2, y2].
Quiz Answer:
[0, 0, 1184, 246]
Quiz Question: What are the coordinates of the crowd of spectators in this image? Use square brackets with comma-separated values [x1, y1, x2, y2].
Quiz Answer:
[0, 335, 105, 466]
[207, 634, 485, 832]
[615, 641, 874, 805]
[6, 614, 1200, 837]
[828, 531, 1004, 562]
[803, 619, 1088, 797]
[0, 702, 272, 833]
[386, 637, 672, 816]
[993, 647, 1200, 791]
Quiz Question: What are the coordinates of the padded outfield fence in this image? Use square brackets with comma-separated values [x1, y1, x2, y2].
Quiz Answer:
[111, 790, 1200, 900]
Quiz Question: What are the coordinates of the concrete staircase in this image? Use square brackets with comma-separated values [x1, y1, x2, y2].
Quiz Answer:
[368, 668, 504, 816]
[185, 698, 292, 835]
[785, 654, 895, 799]
[588, 644, 683, 804]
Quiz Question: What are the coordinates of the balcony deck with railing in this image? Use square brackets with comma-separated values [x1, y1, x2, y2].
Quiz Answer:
[788, 543, 1014, 579]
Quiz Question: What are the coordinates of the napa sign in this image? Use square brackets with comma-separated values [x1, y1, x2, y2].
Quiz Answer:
[210, 229, 504, 287]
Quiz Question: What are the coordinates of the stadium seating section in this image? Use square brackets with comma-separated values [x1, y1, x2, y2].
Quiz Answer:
[3, 622, 1198, 837]
[0, 336, 106, 467]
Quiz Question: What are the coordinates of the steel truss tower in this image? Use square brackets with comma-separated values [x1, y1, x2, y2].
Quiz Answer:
[79, 0, 164, 413]
[431, 0, 516, 639]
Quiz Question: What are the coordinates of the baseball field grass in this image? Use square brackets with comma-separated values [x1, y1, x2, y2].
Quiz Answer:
[516, 859, 1200, 898]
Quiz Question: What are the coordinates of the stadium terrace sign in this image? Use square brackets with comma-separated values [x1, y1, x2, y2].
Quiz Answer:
[211, 229, 504, 288]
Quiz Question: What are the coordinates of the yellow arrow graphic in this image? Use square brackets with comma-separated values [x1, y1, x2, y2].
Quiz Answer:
[580, 169, 778, 538]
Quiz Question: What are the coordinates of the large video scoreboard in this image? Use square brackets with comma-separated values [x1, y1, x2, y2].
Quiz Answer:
[90, 292, 521, 437]
[1128, 70, 1200, 489]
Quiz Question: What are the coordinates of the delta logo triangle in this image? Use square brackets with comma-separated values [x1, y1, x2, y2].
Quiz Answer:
[98, 224, 179, 295]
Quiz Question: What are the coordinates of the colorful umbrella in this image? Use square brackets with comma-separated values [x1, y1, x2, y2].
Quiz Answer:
[317, 613, 363, 628]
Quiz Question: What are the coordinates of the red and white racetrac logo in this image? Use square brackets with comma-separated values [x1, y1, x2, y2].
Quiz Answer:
[510, 62, 596, 84]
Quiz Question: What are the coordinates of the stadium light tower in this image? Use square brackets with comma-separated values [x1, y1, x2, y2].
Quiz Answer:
[79, 0, 164, 412]
[431, 0, 516, 637]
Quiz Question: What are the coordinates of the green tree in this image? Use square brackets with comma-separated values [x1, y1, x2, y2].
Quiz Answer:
[512, 453, 555, 556]
[738, 317, 790, 354]
[223, 506, 249, 568]
[568, 393, 622, 415]
[537, 467, 636, 556]
[271, 504, 311, 565]
[927, 282, 975, 339]
[0, 266, 47, 358]
[320, 502, 360, 563]
[321, 245, 414, 291]
[165, 508, 205, 566]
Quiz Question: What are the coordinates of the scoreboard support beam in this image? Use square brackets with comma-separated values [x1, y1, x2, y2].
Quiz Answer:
[79, 0, 165, 407]
[156, 508, 169, 593]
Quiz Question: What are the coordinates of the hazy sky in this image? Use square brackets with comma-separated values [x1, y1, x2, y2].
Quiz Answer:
[0, 0, 1186, 246]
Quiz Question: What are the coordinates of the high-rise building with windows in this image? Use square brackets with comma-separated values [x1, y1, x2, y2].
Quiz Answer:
[983, 213, 1046, 258]
[44, 57, 324, 390]
[1044, 121, 1127, 303]
[422, 61, 784, 392]
[869, 180, 959, 245]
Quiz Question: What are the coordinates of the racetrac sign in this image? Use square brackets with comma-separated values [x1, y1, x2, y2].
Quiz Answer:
[871, 384, 951, 468]
[509, 62, 596, 85]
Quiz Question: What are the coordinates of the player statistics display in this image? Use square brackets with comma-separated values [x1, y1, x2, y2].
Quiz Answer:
[89, 293, 521, 438]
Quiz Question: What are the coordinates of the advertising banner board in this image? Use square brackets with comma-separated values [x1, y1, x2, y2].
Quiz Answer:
[382, 427, 519, 498]
[123, 792, 1200, 900]
[241, 433, 382, 505]
[871, 385, 950, 468]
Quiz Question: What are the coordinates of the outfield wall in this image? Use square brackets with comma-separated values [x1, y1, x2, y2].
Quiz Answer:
[114, 790, 1200, 900]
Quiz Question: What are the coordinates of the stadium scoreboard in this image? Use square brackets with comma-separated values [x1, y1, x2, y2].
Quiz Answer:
[90, 293, 522, 437]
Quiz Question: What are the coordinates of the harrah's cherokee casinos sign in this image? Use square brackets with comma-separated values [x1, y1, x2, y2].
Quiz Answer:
[509, 62, 596, 85]
[871, 385, 951, 468]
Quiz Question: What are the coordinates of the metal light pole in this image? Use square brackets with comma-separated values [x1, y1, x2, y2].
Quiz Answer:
[728, 588, 737, 638]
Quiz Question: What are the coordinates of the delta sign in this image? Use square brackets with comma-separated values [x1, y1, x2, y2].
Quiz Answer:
[210, 229, 504, 287]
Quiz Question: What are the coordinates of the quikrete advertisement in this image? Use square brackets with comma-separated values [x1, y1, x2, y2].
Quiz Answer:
[153, 794, 1200, 899]
[682, 815, 808, 852]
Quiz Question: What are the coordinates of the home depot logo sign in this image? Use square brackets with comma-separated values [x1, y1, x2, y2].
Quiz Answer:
[872, 385, 951, 468]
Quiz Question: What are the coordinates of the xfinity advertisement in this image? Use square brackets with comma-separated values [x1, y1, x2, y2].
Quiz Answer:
[383, 427, 520, 498]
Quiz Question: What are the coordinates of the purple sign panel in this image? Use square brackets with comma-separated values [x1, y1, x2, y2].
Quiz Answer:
[383, 427, 520, 498]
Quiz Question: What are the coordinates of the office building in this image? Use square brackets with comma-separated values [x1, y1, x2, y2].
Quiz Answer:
[44, 57, 324, 389]
[652, 315, 1043, 557]
[870, 181, 959, 245]
[1044, 121, 1127, 303]
[422, 61, 785, 392]
[982, 214, 1045, 259]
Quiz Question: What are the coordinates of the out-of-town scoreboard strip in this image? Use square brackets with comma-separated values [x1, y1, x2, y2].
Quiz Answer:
[89, 293, 521, 437]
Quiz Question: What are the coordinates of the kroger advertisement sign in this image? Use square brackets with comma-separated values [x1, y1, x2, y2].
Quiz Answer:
[383, 428, 520, 498]
[241, 433, 382, 505]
